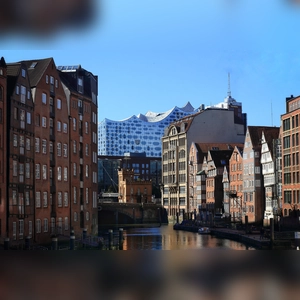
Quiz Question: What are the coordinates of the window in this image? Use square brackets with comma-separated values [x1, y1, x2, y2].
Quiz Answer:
[26, 138, 30, 151]
[85, 122, 89, 134]
[25, 192, 30, 206]
[73, 186, 77, 204]
[12, 190, 17, 205]
[35, 164, 40, 179]
[86, 188, 89, 204]
[85, 144, 89, 156]
[13, 160, 18, 177]
[77, 77, 83, 93]
[42, 117, 47, 128]
[46, 75, 49, 84]
[42, 93, 47, 104]
[57, 143, 61, 156]
[74, 212, 78, 222]
[14, 107, 18, 120]
[86, 212, 89, 221]
[19, 135, 24, 155]
[20, 109, 25, 129]
[25, 163, 30, 179]
[42, 139, 47, 154]
[16, 85, 19, 95]
[57, 166, 61, 181]
[64, 192, 68, 207]
[42, 165, 47, 180]
[36, 219, 41, 233]
[85, 165, 89, 177]
[73, 118, 77, 130]
[73, 163, 77, 176]
[63, 144, 68, 157]
[58, 192, 62, 207]
[63, 123, 67, 133]
[73, 140, 77, 153]
[55, 79, 58, 88]
[13, 134, 18, 147]
[57, 99, 61, 109]
[35, 138, 40, 153]
[21, 68, 26, 77]
[64, 167, 68, 181]
[36, 192, 41, 208]
[44, 219, 48, 232]
[27, 112, 31, 124]
[43, 192, 48, 207]
[57, 121, 61, 131]
[21, 85, 26, 103]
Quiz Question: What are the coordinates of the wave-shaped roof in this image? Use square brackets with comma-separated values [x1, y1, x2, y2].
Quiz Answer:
[112, 101, 196, 123]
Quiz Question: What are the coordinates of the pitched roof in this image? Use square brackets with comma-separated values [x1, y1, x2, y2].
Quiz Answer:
[262, 127, 280, 157]
[247, 126, 279, 150]
[208, 150, 233, 168]
[192, 142, 244, 165]
[21, 58, 53, 87]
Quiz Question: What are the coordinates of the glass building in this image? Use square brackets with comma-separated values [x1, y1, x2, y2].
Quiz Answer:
[98, 102, 199, 157]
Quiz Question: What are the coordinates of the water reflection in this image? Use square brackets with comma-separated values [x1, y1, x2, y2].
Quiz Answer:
[122, 225, 255, 250]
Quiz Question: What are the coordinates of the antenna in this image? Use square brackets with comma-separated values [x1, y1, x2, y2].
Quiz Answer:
[228, 73, 231, 97]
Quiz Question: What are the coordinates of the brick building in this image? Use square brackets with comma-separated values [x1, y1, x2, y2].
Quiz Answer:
[0, 57, 98, 246]
[59, 65, 99, 237]
[118, 168, 152, 204]
[281, 95, 300, 217]
[226, 146, 244, 223]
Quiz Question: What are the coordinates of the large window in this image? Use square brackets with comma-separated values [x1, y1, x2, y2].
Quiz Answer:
[283, 136, 290, 149]
[283, 118, 290, 131]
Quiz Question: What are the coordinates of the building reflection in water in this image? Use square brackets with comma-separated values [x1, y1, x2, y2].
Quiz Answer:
[122, 225, 255, 250]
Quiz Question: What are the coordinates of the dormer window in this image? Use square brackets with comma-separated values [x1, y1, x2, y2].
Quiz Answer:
[21, 68, 26, 78]
[77, 76, 83, 93]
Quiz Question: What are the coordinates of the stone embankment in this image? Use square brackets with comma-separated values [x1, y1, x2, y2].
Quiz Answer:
[174, 223, 296, 249]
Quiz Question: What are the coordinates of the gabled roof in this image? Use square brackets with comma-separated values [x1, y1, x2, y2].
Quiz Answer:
[262, 127, 280, 157]
[192, 142, 244, 163]
[247, 126, 279, 150]
[208, 150, 233, 168]
[21, 58, 53, 87]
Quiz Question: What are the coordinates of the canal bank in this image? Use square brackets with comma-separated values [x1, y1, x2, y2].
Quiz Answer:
[173, 223, 295, 249]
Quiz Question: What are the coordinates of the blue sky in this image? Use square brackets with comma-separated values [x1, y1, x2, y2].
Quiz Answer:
[1, 0, 300, 127]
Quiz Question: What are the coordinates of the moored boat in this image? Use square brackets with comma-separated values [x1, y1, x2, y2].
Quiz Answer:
[198, 227, 211, 234]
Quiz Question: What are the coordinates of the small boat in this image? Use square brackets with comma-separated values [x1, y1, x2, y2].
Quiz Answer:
[198, 227, 211, 234]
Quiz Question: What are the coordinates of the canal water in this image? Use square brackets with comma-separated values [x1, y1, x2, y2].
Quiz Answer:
[121, 224, 256, 250]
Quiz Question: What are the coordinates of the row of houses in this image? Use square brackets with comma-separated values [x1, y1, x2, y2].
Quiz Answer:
[161, 92, 299, 225]
[0, 57, 98, 245]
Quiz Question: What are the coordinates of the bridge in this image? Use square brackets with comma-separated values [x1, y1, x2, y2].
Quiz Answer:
[98, 202, 168, 227]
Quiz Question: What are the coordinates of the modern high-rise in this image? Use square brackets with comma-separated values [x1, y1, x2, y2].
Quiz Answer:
[98, 102, 198, 157]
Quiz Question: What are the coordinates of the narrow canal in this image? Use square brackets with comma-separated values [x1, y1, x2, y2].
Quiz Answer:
[120, 224, 256, 250]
